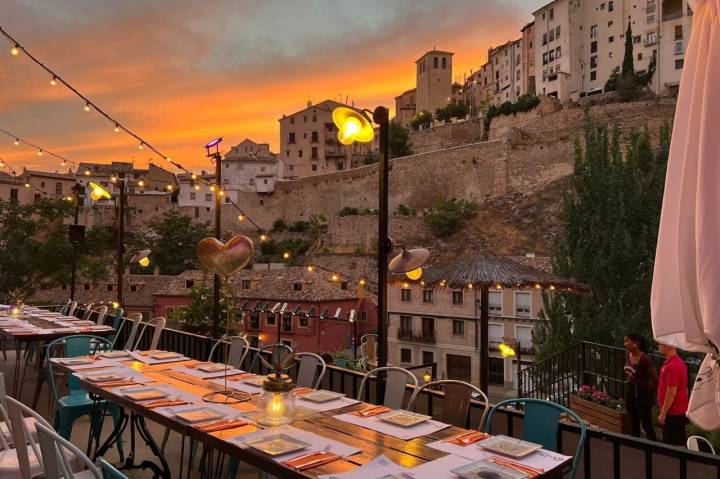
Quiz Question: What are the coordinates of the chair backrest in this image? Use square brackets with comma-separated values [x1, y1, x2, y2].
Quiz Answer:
[408, 379, 490, 429]
[121, 313, 143, 350]
[67, 301, 78, 317]
[97, 458, 128, 479]
[0, 371, 7, 415]
[59, 300, 71, 315]
[36, 423, 101, 479]
[47, 335, 112, 403]
[133, 317, 166, 351]
[357, 366, 418, 410]
[208, 336, 250, 368]
[106, 308, 124, 348]
[81, 305, 94, 321]
[93, 305, 108, 326]
[688, 435, 716, 454]
[6, 395, 54, 478]
[249, 343, 293, 374]
[485, 398, 586, 479]
[295, 352, 326, 389]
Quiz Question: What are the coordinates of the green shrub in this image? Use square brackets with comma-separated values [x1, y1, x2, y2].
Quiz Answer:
[271, 219, 288, 232]
[409, 110, 433, 130]
[424, 198, 478, 237]
[288, 220, 310, 232]
[396, 204, 415, 216]
[339, 207, 359, 217]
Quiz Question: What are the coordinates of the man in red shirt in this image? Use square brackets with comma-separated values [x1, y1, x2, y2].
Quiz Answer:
[657, 342, 689, 445]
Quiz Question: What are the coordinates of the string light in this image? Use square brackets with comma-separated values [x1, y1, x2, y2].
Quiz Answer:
[0, 160, 4, 167]
[37, 149, 43, 156]
[110, 175, 117, 183]
[50, 76, 57, 86]
[114, 124, 120, 133]
[24, 182, 30, 188]
[331, 273, 339, 282]
[282, 252, 291, 260]
[166, 184, 173, 191]
[306, 265, 314, 272]
[10, 44, 19, 56]
[191, 174, 197, 180]
[209, 185, 215, 192]
[218, 190, 224, 196]
[13, 139, 19, 146]
[137, 180, 144, 188]
[83, 102, 91, 112]
[237, 214, 245, 221]
[138, 142, 144, 150]
[359, 279, 366, 286]
[259, 234, 268, 242]
[84, 170, 91, 176]
[194, 184, 200, 191]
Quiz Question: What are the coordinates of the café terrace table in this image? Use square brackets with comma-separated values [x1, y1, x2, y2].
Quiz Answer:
[55, 356, 572, 479]
[0, 308, 114, 400]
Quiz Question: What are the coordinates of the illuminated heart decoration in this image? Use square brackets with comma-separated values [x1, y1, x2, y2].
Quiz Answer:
[196, 235, 253, 277]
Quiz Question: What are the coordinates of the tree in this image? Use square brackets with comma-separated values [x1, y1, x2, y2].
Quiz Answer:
[389, 121, 412, 158]
[142, 210, 213, 275]
[605, 22, 656, 100]
[534, 116, 670, 355]
[409, 110, 433, 130]
[532, 293, 574, 360]
[175, 281, 238, 335]
[622, 22, 636, 79]
[424, 198, 478, 237]
[435, 103, 469, 123]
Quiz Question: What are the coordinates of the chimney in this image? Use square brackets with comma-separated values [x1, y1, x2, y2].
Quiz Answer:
[153, 267, 160, 276]
[306, 99, 312, 108]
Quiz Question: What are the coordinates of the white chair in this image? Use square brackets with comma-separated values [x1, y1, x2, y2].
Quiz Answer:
[295, 352, 326, 389]
[408, 379, 490, 429]
[357, 366, 418, 410]
[35, 422, 100, 479]
[67, 302, 78, 317]
[687, 435, 716, 454]
[0, 373, 37, 447]
[208, 336, 250, 368]
[115, 313, 142, 350]
[4, 396, 54, 479]
[130, 316, 166, 351]
[91, 306, 108, 326]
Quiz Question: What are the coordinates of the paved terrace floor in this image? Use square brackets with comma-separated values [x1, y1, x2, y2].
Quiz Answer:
[2, 349, 718, 479]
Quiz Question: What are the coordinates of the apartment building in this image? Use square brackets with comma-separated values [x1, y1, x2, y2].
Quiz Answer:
[278, 100, 370, 179]
[394, 88, 417, 128]
[221, 139, 278, 198]
[534, 0, 692, 100]
[21, 169, 76, 200]
[176, 171, 215, 218]
[387, 256, 552, 389]
[521, 22, 537, 95]
[0, 172, 33, 203]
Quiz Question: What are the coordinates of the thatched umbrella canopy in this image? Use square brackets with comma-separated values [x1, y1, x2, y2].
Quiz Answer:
[421, 255, 590, 293]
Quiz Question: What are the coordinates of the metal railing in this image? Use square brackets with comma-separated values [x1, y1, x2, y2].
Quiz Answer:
[77, 310, 720, 478]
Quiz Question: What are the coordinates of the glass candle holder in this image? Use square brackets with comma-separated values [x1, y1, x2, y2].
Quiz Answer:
[255, 373, 295, 426]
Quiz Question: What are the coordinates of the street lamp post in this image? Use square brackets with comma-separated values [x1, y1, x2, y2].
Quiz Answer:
[499, 340, 523, 396]
[116, 175, 126, 308]
[375, 106, 390, 368]
[69, 183, 85, 302]
[205, 138, 224, 340]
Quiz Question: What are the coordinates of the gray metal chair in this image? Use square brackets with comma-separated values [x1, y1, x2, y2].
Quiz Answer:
[357, 366, 418, 410]
[35, 422, 101, 479]
[687, 435, 716, 454]
[67, 301, 78, 317]
[116, 313, 142, 350]
[131, 316, 166, 351]
[408, 379, 490, 429]
[91, 306, 108, 326]
[249, 343, 294, 374]
[5, 396, 54, 479]
[295, 352, 326, 389]
[208, 336, 250, 368]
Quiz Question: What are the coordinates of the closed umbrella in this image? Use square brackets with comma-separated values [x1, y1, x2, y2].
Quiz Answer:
[651, 0, 720, 429]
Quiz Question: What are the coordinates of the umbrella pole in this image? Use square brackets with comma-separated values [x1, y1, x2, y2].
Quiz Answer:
[480, 284, 489, 394]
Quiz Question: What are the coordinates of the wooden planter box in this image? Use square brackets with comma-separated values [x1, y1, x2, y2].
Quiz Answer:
[570, 394, 631, 434]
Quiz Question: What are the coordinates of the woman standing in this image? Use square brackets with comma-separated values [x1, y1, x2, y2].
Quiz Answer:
[624, 334, 658, 441]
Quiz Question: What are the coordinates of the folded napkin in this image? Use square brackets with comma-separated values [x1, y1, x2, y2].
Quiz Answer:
[352, 405, 391, 417]
[282, 451, 341, 471]
[491, 456, 544, 477]
[444, 431, 490, 446]
[196, 419, 249, 433]
[144, 399, 189, 409]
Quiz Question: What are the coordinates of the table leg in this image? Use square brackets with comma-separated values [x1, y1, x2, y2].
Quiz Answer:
[12, 342, 22, 396]
[31, 341, 47, 409]
[94, 407, 129, 460]
[132, 413, 171, 479]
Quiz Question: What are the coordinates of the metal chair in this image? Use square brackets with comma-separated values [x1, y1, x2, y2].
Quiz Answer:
[92, 306, 108, 326]
[485, 398, 587, 479]
[67, 301, 78, 317]
[131, 317, 166, 351]
[5, 396, 53, 479]
[207, 336, 250, 368]
[408, 379, 490, 429]
[357, 366, 418, 410]
[46, 335, 124, 460]
[248, 343, 293, 374]
[295, 352, 326, 389]
[59, 300, 72, 315]
[117, 313, 142, 350]
[96, 458, 128, 478]
[35, 422, 102, 479]
[687, 435, 716, 454]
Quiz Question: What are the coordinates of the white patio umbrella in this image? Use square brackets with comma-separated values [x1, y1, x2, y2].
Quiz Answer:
[651, 0, 720, 429]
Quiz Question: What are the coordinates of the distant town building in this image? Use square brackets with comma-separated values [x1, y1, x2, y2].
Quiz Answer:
[521, 21, 537, 96]
[177, 171, 215, 218]
[278, 100, 370, 179]
[394, 88, 417, 128]
[221, 139, 279, 198]
[21, 169, 76, 200]
[533, 0, 692, 100]
[0, 172, 33, 203]
[415, 50, 454, 115]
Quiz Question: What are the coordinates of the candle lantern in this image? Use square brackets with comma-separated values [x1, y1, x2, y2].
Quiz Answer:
[255, 373, 295, 426]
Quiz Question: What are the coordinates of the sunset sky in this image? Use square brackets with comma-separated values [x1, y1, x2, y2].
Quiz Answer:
[1, 0, 543, 172]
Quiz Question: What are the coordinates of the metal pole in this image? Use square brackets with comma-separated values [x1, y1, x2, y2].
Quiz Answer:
[116, 178, 125, 307]
[70, 185, 81, 302]
[516, 341, 523, 396]
[374, 106, 390, 369]
[480, 284, 490, 394]
[352, 320, 358, 359]
[212, 152, 222, 339]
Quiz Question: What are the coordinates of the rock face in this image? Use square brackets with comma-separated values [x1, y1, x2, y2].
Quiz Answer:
[204, 99, 675, 257]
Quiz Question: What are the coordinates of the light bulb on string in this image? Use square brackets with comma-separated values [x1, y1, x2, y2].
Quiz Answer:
[165, 157, 171, 162]
[60, 161, 66, 167]
[10, 45, 19, 56]
[138, 180, 145, 188]
[194, 184, 200, 191]
[282, 252, 291, 260]
[0, 160, 4, 168]
[13, 139, 19, 146]
[218, 190, 224, 196]
[114, 124, 120, 133]
[306, 265, 314, 272]
[166, 184, 173, 192]
[24, 182, 30, 188]
[84, 170, 91, 176]
[83, 102, 91, 112]
[37, 149, 43, 156]
[50, 76, 57, 86]
[138, 142, 144, 150]
[209, 185, 215, 192]
[191, 174, 197, 180]
[259, 234, 268, 242]
[237, 214, 245, 221]
[110, 175, 117, 183]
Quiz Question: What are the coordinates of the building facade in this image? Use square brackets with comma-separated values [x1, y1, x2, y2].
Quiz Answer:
[278, 100, 370, 179]
[21, 169, 76, 201]
[394, 88, 417, 128]
[521, 21, 537, 95]
[534, 0, 692, 100]
[415, 50, 454, 115]
[221, 139, 279, 198]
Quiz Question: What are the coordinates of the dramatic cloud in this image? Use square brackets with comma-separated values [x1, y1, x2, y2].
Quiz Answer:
[0, 0, 543, 171]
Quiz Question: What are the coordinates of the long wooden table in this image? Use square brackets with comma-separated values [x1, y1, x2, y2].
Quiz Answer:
[62, 357, 570, 479]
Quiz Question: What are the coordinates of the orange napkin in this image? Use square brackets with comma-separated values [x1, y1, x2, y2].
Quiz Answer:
[292, 387, 314, 396]
[282, 451, 341, 470]
[144, 399, 189, 409]
[352, 406, 391, 417]
[491, 456, 544, 477]
[196, 419, 249, 433]
[444, 431, 490, 446]
[99, 380, 142, 388]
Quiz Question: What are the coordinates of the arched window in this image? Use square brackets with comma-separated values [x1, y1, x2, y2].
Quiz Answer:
[442, 57, 447, 69]
[433, 57, 438, 68]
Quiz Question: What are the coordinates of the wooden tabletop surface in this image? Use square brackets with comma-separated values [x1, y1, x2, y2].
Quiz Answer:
[66, 358, 567, 479]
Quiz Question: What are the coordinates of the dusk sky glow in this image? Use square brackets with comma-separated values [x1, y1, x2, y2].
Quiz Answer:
[1, 0, 543, 172]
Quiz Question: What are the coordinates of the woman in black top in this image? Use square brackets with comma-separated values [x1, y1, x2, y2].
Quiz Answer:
[624, 333, 658, 440]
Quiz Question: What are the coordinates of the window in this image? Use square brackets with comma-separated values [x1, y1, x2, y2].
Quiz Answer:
[288, 132, 295, 144]
[281, 313, 293, 333]
[266, 313, 276, 326]
[249, 178, 255, 185]
[515, 292, 532, 317]
[311, 164, 317, 172]
[422, 351, 433, 365]
[452, 320, 465, 336]
[489, 358, 505, 385]
[422, 289, 434, 303]
[590, 25, 598, 38]
[591, 41, 598, 53]
[340, 281, 348, 290]
[401, 288, 412, 302]
[442, 57, 447, 69]
[303, 116, 307, 122]
[542, 52, 548, 65]
[400, 315, 412, 333]
[548, 49, 554, 61]
[311, 131, 318, 142]
[248, 335, 259, 348]
[549, 29, 555, 42]
[107, 284, 113, 291]
[248, 311, 260, 330]
[299, 316, 309, 328]
[312, 115, 317, 122]
[663, 0, 683, 21]
[298, 150, 303, 158]
[185, 280, 194, 288]
[608, 0, 614, 11]
[433, 56, 438, 68]
[84, 284, 90, 291]
[190, 192, 196, 200]
[600, 2, 605, 10]
[400, 348, 412, 363]
[549, 7, 554, 19]
[130, 284, 137, 292]
[290, 118, 295, 124]
[591, 71, 597, 81]
[293, 282, 302, 291]
[647, 31, 657, 45]
[241, 280, 251, 289]
[288, 165, 294, 171]
[452, 290, 463, 305]
[205, 193, 212, 201]
[675, 58, 684, 69]
[55, 182, 62, 195]
[421, 317, 435, 338]
[590, 55, 598, 68]
[9, 189, 17, 201]
[675, 41, 684, 54]
[555, 25, 561, 38]
[638, 52, 643, 60]
[488, 291, 502, 314]
[311, 147, 318, 159]
[633, 36, 641, 44]
[555, 46, 561, 59]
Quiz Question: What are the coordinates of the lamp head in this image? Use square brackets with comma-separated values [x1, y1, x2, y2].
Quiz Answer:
[389, 246, 430, 274]
[499, 343, 517, 358]
[332, 107, 374, 145]
[88, 182, 111, 201]
[131, 249, 151, 267]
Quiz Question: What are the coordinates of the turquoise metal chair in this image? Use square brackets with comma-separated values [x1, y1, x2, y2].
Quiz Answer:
[484, 398, 586, 479]
[46, 335, 124, 460]
[97, 458, 129, 479]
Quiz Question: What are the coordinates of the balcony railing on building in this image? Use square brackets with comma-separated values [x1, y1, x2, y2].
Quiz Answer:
[397, 328, 436, 344]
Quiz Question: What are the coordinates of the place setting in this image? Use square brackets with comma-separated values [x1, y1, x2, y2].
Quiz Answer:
[172, 360, 245, 380]
[333, 407, 451, 440]
[129, 349, 190, 364]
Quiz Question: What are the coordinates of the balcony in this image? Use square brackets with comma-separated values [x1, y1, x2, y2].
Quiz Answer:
[396, 327, 436, 344]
